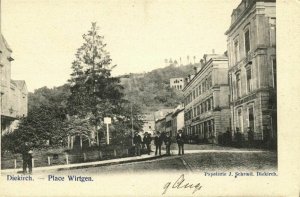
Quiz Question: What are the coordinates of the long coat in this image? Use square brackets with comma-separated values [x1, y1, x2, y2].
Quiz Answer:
[154, 135, 163, 146]
[133, 135, 142, 145]
[143, 135, 152, 145]
[176, 133, 185, 145]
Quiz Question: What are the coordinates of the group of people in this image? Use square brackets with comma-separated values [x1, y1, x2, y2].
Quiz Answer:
[133, 130, 185, 156]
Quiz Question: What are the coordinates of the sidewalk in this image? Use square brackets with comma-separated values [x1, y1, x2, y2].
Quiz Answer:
[1, 146, 268, 175]
[1, 152, 165, 175]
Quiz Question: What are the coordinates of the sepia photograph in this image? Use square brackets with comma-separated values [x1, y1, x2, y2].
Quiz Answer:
[0, 0, 299, 196]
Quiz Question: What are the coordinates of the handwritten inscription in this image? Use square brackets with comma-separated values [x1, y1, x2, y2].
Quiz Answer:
[162, 174, 203, 195]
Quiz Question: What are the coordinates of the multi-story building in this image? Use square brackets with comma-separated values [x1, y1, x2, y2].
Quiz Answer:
[171, 105, 184, 137]
[155, 117, 165, 134]
[155, 105, 185, 138]
[0, 3, 28, 134]
[170, 78, 185, 90]
[141, 113, 155, 135]
[225, 0, 276, 145]
[183, 54, 230, 143]
[165, 112, 173, 136]
[153, 108, 173, 121]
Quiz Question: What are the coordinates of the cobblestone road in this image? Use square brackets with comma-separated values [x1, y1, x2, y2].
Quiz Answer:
[51, 145, 277, 175]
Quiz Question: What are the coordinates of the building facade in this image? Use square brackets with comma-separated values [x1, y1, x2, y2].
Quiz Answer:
[141, 113, 155, 135]
[153, 108, 173, 121]
[155, 117, 165, 134]
[183, 54, 230, 143]
[165, 112, 173, 136]
[171, 107, 184, 137]
[225, 0, 276, 145]
[170, 78, 185, 90]
[0, 4, 28, 134]
[154, 105, 185, 138]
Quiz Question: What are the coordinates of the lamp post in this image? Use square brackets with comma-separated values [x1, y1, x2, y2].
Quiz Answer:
[104, 117, 111, 144]
[0, 92, 4, 172]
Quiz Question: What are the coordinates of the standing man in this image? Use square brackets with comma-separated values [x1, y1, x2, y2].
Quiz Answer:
[176, 130, 185, 155]
[247, 127, 254, 147]
[143, 132, 152, 155]
[133, 132, 142, 156]
[22, 142, 33, 174]
[164, 132, 172, 156]
[154, 131, 163, 156]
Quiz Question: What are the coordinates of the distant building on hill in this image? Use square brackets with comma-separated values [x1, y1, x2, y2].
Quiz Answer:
[170, 78, 185, 90]
[0, 3, 28, 134]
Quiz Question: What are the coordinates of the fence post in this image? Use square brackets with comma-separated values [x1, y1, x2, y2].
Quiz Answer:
[66, 154, 69, 165]
[48, 156, 51, 165]
[32, 158, 35, 168]
[114, 149, 117, 157]
[83, 153, 87, 161]
[14, 159, 17, 169]
[99, 151, 102, 159]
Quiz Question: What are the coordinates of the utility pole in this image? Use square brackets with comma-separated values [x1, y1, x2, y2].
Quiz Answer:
[129, 75, 134, 146]
[0, 93, 3, 174]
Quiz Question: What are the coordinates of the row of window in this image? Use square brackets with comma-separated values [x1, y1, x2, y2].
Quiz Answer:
[172, 79, 183, 83]
[172, 85, 183, 90]
[185, 97, 214, 120]
[232, 28, 250, 66]
[235, 104, 254, 133]
[184, 75, 212, 106]
[231, 66, 253, 99]
[185, 119, 215, 138]
[231, 18, 276, 66]
[230, 58, 276, 100]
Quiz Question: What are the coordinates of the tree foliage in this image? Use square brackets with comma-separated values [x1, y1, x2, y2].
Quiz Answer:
[67, 23, 124, 122]
[122, 64, 196, 111]
[66, 22, 143, 145]
[2, 104, 67, 153]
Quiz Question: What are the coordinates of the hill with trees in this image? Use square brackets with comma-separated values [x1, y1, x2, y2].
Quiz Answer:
[120, 63, 197, 112]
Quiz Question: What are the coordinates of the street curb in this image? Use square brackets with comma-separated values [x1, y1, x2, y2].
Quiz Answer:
[1, 154, 166, 174]
[56, 155, 165, 171]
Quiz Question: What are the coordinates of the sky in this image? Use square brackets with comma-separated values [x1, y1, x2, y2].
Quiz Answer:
[1, 0, 241, 92]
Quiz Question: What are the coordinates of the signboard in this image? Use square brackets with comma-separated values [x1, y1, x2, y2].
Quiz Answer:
[104, 117, 111, 124]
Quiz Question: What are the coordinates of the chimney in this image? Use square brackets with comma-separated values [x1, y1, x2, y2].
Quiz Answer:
[200, 59, 204, 68]
[224, 51, 228, 57]
[193, 67, 197, 75]
[185, 77, 188, 83]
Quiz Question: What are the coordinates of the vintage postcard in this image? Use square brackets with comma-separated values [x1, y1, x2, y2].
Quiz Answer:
[0, 0, 299, 196]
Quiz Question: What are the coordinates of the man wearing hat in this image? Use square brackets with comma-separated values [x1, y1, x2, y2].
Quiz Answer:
[164, 132, 172, 156]
[176, 130, 185, 155]
[154, 131, 163, 156]
[133, 132, 142, 156]
[143, 132, 152, 155]
[22, 142, 33, 174]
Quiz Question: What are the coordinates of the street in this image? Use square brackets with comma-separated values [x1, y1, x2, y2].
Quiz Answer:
[46, 144, 277, 175]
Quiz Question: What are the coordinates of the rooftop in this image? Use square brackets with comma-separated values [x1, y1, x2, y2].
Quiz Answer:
[226, 0, 276, 35]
